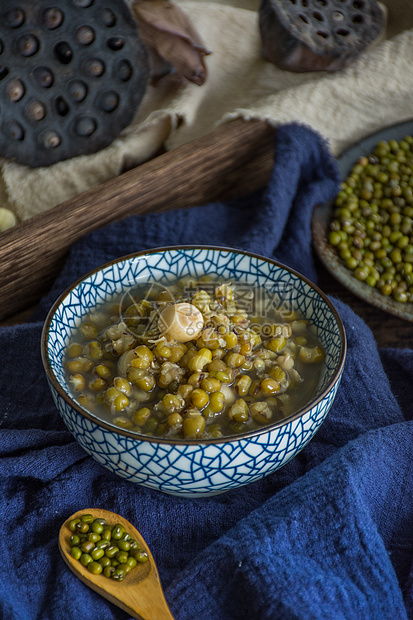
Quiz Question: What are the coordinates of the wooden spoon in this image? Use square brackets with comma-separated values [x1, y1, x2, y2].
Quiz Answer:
[59, 508, 174, 620]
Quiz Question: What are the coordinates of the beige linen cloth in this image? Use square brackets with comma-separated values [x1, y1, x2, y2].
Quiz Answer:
[2, 0, 413, 225]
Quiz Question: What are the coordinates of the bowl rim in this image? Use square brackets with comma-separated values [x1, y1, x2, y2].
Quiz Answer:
[41, 244, 347, 445]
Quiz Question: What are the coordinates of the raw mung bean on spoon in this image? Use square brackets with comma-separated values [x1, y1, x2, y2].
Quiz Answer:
[59, 508, 174, 620]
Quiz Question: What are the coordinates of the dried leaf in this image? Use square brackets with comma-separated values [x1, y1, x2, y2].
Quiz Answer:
[131, 0, 211, 85]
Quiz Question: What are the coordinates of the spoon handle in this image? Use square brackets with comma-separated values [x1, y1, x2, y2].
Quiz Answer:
[122, 566, 175, 620]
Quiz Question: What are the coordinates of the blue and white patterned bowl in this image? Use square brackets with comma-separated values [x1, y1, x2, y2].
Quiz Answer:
[41, 246, 346, 497]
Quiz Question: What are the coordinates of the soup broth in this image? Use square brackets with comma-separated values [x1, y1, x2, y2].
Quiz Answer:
[63, 276, 326, 440]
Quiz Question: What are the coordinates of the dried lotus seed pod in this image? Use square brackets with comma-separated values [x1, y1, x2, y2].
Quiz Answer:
[259, 0, 386, 73]
[0, 0, 149, 167]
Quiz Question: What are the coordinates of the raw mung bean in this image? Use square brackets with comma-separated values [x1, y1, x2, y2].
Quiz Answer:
[67, 514, 148, 582]
[328, 134, 413, 304]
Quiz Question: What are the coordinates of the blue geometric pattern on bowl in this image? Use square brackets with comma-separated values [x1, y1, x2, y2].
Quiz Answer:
[42, 246, 346, 497]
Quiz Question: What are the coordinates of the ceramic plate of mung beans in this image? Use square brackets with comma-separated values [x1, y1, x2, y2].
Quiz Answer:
[312, 119, 413, 322]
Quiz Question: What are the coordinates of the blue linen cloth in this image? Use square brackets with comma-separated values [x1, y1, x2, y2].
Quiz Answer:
[1, 124, 412, 620]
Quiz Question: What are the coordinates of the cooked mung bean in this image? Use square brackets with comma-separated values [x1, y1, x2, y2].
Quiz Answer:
[64, 278, 326, 438]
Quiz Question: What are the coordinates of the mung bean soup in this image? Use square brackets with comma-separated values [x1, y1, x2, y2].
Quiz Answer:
[64, 276, 326, 439]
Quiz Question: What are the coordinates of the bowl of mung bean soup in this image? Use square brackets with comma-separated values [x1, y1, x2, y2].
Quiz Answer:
[42, 246, 346, 497]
